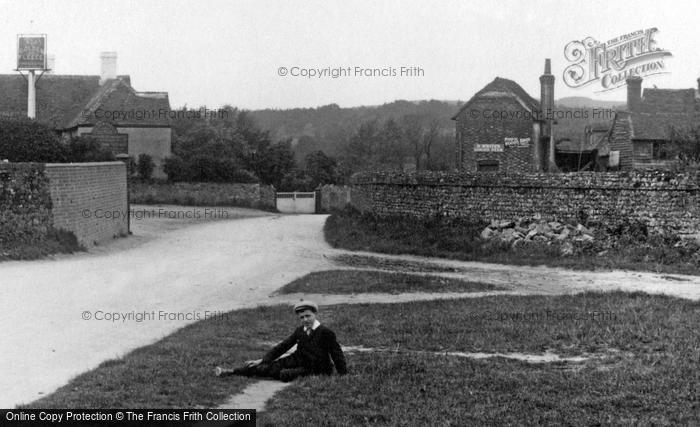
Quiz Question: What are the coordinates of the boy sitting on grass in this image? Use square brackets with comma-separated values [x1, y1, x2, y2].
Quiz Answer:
[215, 300, 348, 382]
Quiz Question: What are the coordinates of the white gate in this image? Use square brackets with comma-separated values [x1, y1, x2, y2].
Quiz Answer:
[276, 192, 316, 214]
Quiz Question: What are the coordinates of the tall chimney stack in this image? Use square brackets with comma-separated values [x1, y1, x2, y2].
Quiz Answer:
[100, 52, 117, 85]
[697, 76, 700, 92]
[626, 76, 642, 112]
[46, 55, 55, 74]
[539, 58, 555, 171]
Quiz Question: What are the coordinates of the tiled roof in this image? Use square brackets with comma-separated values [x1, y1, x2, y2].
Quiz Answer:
[629, 112, 696, 140]
[452, 77, 540, 120]
[640, 88, 696, 115]
[67, 78, 170, 128]
[626, 87, 700, 140]
[0, 74, 170, 129]
[0, 74, 99, 128]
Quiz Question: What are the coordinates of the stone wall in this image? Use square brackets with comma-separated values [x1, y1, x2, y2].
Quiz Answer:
[0, 163, 53, 247]
[45, 162, 128, 246]
[351, 171, 700, 235]
[319, 185, 352, 212]
[130, 182, 276, 210]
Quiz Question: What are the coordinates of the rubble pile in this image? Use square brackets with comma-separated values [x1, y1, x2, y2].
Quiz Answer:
[480, 216, 596, 256]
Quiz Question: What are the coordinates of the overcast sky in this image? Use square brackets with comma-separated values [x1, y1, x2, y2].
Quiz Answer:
[1, 0, 698, 109]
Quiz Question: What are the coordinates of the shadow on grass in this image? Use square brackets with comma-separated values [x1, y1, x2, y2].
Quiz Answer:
[276, 270, 501, 294]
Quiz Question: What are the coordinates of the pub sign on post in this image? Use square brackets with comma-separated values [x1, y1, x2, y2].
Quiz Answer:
[17, 34, 47, 70]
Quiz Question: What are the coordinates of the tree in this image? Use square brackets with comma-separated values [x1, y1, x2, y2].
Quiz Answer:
[249, 140, 296, 188]
[400, 114, 440, 170]
[136, 154, 155, 181]
[668, 125, 700, 170]
[304, 150, 338, 187]
[377, 118, 405, 170]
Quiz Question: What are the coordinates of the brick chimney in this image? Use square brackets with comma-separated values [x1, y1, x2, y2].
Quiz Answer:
[626, 76, 642, 112]
[539, 58, 555, 171]
[100, 52, 117, 85]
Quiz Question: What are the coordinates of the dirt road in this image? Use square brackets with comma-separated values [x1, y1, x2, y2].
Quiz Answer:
[0, 206, 336, 408]
[1, 205, 697, 407]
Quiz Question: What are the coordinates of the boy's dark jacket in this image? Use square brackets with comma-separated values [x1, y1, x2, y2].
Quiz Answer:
[262, 325, 347, 375]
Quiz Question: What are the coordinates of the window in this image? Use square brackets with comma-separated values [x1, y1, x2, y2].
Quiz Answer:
[652, 141, 672, 160]
[477, 160, 499, 172]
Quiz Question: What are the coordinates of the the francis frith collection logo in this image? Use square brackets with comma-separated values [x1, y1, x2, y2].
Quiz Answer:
[563, 28, 672, 92]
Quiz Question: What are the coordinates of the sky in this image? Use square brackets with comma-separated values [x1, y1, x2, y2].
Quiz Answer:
[1, 0, 699, 110]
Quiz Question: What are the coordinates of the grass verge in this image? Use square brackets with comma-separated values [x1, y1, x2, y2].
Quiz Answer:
[276, 270, 500, 294]
[324, 208, 700, 275]
[333, 254, 465, 273]
[26, 290, 699, 425]
[0, 228, 84, 261]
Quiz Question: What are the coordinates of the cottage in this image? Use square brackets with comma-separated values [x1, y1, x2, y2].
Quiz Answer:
[0, 52, 172, 178]
[452, 59, 556, 173]
[603, 75, 700, 170]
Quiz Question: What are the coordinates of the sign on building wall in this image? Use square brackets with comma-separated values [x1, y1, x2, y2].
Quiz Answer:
[474, 144, 504, 152]
[504, 137, 531, 148]
[17, 34, 47, 70]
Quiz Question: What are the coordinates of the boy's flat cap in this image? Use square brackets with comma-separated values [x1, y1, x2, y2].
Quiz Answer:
[293, 300, 318, 313]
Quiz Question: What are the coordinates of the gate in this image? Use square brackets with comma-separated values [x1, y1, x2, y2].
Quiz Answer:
[276, 192, 317, 214]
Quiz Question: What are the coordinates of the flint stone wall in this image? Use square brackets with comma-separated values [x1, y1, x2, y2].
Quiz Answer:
[350, 171, 700, 235]
[0, 163, 53, 247]
[319, 185, 352, 213]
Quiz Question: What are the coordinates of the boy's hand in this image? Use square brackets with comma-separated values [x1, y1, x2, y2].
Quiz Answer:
[244, 359, 263, 368]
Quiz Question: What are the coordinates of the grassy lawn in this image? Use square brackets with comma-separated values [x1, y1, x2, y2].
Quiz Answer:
[26, 288, 699, 424]
[333, 254, 465, 273]
[324, 208, 700, 275]
[276, 270, 500, 294]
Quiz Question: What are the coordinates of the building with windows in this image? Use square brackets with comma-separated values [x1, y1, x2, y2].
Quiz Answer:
[452, 59, 555, 173]
[603, 76, 700, 170]
[0, 52, 172, 178]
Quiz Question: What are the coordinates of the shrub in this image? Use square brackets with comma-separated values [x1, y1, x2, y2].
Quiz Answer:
[127, 156, 137, 177]
[136, 154, 155, 181]
[65, 136, 115, 162]
[163, 154, 259, 183]
[229, 169, 259, 183]
[163, 155, 194, 182]
[0, 118, 66, 162]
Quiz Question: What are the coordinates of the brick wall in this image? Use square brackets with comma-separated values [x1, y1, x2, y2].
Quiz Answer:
[45, 162, 128, 246]
[0, 163, 53, 247]
[454, 97, 536, 173]
[130, 182, 276, 210]
[351, 171, 700, 235]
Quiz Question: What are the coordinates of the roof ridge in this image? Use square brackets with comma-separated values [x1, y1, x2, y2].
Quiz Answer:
[451, 76, 539, 120]
[65, 79, 124, 129]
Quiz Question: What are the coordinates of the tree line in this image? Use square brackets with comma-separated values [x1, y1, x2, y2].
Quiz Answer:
[166, 105, 456, 191]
